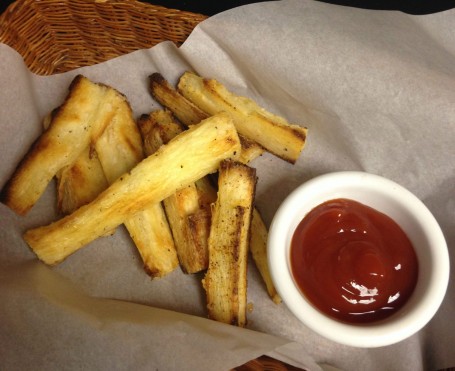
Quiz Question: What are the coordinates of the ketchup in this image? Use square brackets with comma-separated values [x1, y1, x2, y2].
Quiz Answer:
[290, 198, 418, 324]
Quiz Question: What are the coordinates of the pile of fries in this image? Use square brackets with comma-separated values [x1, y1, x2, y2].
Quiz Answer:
[0, 71, 307, 327]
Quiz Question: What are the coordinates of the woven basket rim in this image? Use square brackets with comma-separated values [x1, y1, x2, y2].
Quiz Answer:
[0, 0, 208, 75]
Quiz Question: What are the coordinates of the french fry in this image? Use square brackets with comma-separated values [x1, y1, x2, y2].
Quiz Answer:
[190, 178, 218, 268]
[42, 111, 110, 215]
[237, 136, 266, 164]
[137, 110, 214, 273]
[138, 109, 185, 155]
[162, 183, 208, 273]
[149, 73, 264, 164]
[203, 160, 257, 327]
[147, 80, 281, 299]
[93, 94, 178, 278]
[149, 73, 208, 126]
[56, 146, 109, 215]
[0, 75, 118, 215]
[41, 80, 177, 276]
[187, 208, 212, 261]
[194, 177, 218, 210]
[125, 202, 178, 278]
[177, 71, 307, 163]
[23, 113, 241, 265]
[250, 209, 281, 304]
[94, 92, 143, 183]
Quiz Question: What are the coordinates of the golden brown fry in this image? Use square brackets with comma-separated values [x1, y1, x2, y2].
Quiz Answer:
[177, 71, 307, 163]
[149, 73, 208, 126]
[148, 73, 264, 164]
[163, 184, 207, 273]
[138, 109, 213, 273]
[94, 92, 143, 183]
[43, 82, 175, 276]
[196, 170, 280, 305]
[42, 112, 109, 215]
[190, 178, 218, 270]
[203, 160, 257, 327]
[147, 78, 282, 297]
[0, 75, 117, 215]
[250, 209, 281, 304]
[194, 177, 217, 210]
[187, 208, 212, 262]
[23, 113, 241, 265]
[56, 147, 109, 215]
[137, 109, 185, 155]
[94, 95, 178, 278]
[125, 202, 178, 278]
[238, 135, 265, 164]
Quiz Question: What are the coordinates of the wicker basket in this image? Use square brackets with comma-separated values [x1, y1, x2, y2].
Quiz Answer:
[0, 0, 207, 75]
[0, 1, 302, 369]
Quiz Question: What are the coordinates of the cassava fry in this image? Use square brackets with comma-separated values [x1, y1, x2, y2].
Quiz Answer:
[148, 76, 281, 299]
[56, 146, 109, 215]
[149, 73, 208, 126]
[42, 80, 176, 276]
[177, 71, 307, 163]
[94, 95, 178, 278]
[162, 183, 207, 273]
[149, 73, 280, 303]
[149, 73, 264, 164]
[137, 109, 185, 155]
[94, 92, 143, 183]
[194, 177, 218, 210]
[23, 113, 240, 265]
[41, 112, 110, 215]
[125, 202, 178, 278]
[203, 160, 257, 327]
[250, 209, 281, 304]
[137, 110, 213, 273]
[0, 75, 118, 215]
[237, 136, 266, 164]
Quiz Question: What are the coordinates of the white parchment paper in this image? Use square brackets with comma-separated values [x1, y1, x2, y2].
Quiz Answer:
[1, 1, 454, 370]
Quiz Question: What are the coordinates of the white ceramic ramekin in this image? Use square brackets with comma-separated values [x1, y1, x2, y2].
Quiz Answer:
[267, 171, 449, 348]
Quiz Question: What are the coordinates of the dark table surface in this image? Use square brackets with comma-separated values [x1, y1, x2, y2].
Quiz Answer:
[1, 0, 454, 16]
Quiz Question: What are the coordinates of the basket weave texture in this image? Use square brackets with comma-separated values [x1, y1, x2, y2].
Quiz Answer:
[0, 0, 207, 75]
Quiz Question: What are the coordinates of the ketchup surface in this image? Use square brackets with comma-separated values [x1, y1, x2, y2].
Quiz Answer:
[290, 198, 418, 324]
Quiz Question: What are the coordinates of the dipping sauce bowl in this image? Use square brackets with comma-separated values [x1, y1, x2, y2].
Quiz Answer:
[267, 171, 449, 348]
